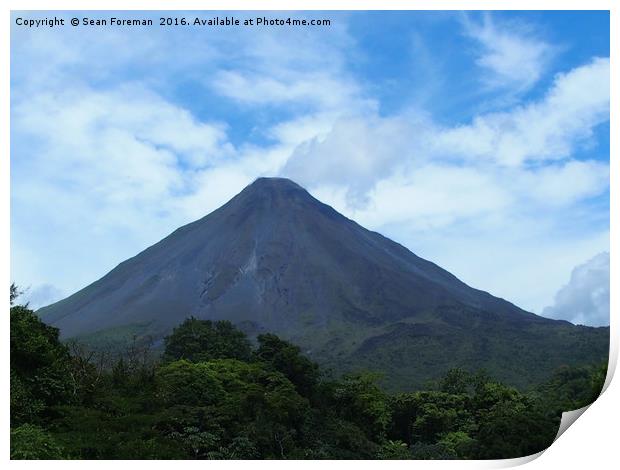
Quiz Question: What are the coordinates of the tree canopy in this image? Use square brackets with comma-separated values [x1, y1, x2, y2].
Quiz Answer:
[9, 293, 608, 460]
[163, 317, 252, 363]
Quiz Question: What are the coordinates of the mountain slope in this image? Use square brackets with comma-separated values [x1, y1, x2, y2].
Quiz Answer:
[38, 177, 609, 390]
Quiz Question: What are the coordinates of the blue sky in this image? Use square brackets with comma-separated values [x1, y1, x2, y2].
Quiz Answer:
[10, 10, 610, 326]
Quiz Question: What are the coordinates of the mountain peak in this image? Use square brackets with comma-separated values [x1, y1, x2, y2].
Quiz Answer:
[233, 177, 314, 209]
[250, 176, 302, 188]
[243, 177, 307, 196]
[37, 175, 609, 390]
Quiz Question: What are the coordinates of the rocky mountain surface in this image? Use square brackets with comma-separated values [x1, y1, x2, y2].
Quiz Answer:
[38, 177, 609, 390]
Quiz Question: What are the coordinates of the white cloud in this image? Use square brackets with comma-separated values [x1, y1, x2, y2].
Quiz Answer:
[20, 284, 65, 310]
[282, 115, 416, 202]
[211, 70, 363, 110]
[436, 57, 610, 166]
[463, 14, 554, 91]
[12, 86, 218, 225]
[343, 165, 513, 230]
[280, 59, 609, 214]
[516, 160, 610, 207]
[542, 252, 610, 326]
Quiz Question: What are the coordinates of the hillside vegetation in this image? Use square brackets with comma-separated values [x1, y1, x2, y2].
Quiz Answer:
[11, 299, 607, 460]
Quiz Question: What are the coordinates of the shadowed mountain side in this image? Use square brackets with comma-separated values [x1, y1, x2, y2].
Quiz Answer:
[38, 177, 609, 390]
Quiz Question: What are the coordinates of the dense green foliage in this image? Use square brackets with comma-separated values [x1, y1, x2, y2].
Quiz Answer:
[11, 424, 67, 459]
[10, 305, 73, 425]
[164, 317, 252, 362]
[11, 301, 607, 460]
[255, 333, 320, 397]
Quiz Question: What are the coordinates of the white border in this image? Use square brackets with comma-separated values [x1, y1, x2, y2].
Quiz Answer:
[2, 1, 617, 468]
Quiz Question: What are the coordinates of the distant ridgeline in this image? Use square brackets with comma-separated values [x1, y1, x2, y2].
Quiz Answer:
[38, 178, 609, 391]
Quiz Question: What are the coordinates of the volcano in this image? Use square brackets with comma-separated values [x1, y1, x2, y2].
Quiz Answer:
[38, 177, 609, 390]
